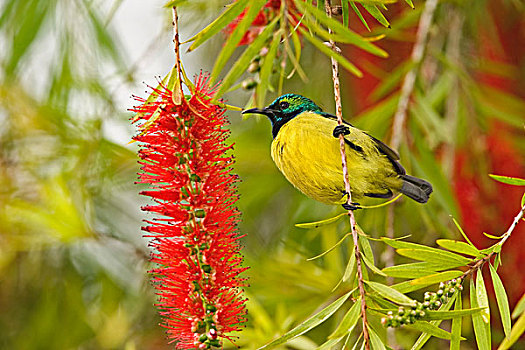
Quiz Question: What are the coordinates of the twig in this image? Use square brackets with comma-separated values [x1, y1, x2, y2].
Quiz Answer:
[390, 0, 439, 150]
[461, 202, 525, 280]
[324, 0, 370, 348]
[171, 6, 183, 101]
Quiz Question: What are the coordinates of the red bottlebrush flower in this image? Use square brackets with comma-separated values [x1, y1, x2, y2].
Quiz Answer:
[225, 0, 302, 45]
[131, 73, 248, 349]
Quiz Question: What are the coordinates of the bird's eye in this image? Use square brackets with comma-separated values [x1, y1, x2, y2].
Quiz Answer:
[280, 101, 289, 109]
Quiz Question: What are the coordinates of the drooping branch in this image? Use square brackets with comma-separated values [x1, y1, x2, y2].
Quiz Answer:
[324, 0, 370, 348]
[390, 0, 439, 150]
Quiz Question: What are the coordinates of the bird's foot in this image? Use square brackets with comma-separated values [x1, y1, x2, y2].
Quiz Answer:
[333, 125, 350, 138]
[342, 202, 361, 211]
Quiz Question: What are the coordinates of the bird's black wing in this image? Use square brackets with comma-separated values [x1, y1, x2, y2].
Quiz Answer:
[319, 112, 405, 174]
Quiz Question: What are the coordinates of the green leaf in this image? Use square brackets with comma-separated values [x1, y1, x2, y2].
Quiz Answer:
[361, 4, 390, 28]
[362, 254, 386, 276]
[498, 312, 525, 350]
[350, 2, 371, 32]
[214, 17, 279, 99]
[511, 293, 525, 319]
[329, 298, 361, 339]
[364, 280, 414, 306]
[186, 0, 249, 51]
[299, 27, 363, 77]
[476, 270, 490, 324]
[307, 232, 351, 261]
[256, 30, 282, 107]
[436, 239, 482, 257]
[359, 234, 375, 265]
[368, 325, 387, 350]
[343, 246, 356, 282]
[409, 270, 463, 286]
[471, 275, 491, 350]
[483, 232, 505, 240]
[451, 218, 476, 247]
[317, 336, 344, 350]
[410, 292, 457, 350]
[396, 248, 472, 266]
[211, 0, 268, 82]
[489, 174, 525, 186]
[382, 263, 445, 279]
[295, 212, 347, 229]
[297, 1, 388, 57]
[342, 0, 349, 27]
[258, 291, 351, 349]
[423, 308, 483, 321]
[407, 321, 457, 340]
[450, 292, 462, 350]
[489, 264, 511, 338]
[404, 0, 415, 9]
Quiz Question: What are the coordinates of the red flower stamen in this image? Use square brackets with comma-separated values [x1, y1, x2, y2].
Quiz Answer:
[131, 73, 248, 349]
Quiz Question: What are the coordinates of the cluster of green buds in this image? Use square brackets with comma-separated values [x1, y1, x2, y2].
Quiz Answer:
[381, 278, 463, 328]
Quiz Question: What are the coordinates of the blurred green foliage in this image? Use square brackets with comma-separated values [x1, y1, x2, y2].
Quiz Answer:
[1, 0, 524, 349]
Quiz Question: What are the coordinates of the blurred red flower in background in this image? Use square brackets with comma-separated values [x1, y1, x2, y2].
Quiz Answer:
[225, 0, 302, 45]
[132, 74, 247, 349]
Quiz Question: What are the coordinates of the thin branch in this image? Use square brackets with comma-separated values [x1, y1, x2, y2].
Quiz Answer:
[324, 0, 370, 348]
[171, 6, 183, 102]
[390, 0, 439, 150]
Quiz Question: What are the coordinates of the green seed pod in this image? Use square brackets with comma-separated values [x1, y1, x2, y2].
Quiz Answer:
[202, 264, 212, 273]
[241, 78, 257, 90]
[199, 333, 208, 342]
[248, 61, 260, 73]
[195, 209, 206, 218]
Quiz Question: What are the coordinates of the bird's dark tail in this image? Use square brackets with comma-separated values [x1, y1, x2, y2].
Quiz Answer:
[399, 175, 433, 203]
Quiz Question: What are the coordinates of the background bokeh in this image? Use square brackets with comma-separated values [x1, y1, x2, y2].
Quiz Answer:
[0, 0, 523, 349]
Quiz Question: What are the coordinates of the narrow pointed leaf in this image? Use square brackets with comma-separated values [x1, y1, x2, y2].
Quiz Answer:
[343, 246, 356, 282]
[365, 280, 414, 306]
[350, 2, 371, 31]
[404, 0, 415, 9]
[186, 0, 249, 51]
[511, 293, 525, 319]
[256, 30, 283, 106]
[361, 4, 390, 28]
[342, 0, 350, 27]
[297, 1, 388, 57]
[368, 325, 387, 350]
[411, 293, 457, 350]
[211, 0, 268, 82]
[214, 17, 278, 98]
[329, 298, 361, 339]
[396, 248, 472, 266]
[470, 277, 491, 350]
[317, 336, 344, 349]
[489, 174, 525, 186]
[450, 292, 462, 350]
[409, 270, 462, 286]
[498, 312, 525, 350]
[382, 262, 461, 278]
[422, 308, 483, 320]
[299, 27, 363, 77]
[296, 212, 347, 229]
[362, 254, 387, 276]
[436, 239, 481, 257]
[489, 264, 511, 338]
[407, 321, 457, 340]
[258, 291, 351, 349]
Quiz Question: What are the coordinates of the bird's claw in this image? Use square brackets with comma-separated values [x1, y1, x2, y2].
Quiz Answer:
[333, 125, 350, 138]
[342, 202, 361, 211]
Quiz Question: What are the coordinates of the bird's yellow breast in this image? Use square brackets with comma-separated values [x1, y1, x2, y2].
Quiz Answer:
[270, 112, 397, 204]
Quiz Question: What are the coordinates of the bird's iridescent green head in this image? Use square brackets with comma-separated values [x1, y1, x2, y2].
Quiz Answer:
[242, 94, 322, 138]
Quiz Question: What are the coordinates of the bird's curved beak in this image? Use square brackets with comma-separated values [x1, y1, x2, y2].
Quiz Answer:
[241, 107, 276, 117]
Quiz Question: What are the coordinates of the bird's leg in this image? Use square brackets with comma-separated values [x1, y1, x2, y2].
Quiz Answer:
[341, 191, 361, 210]
[342, 202, 361, 211]
[333, 125, 350, 138]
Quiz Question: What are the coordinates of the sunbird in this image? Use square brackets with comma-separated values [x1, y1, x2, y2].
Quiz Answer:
[242, 94, 433, 210]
